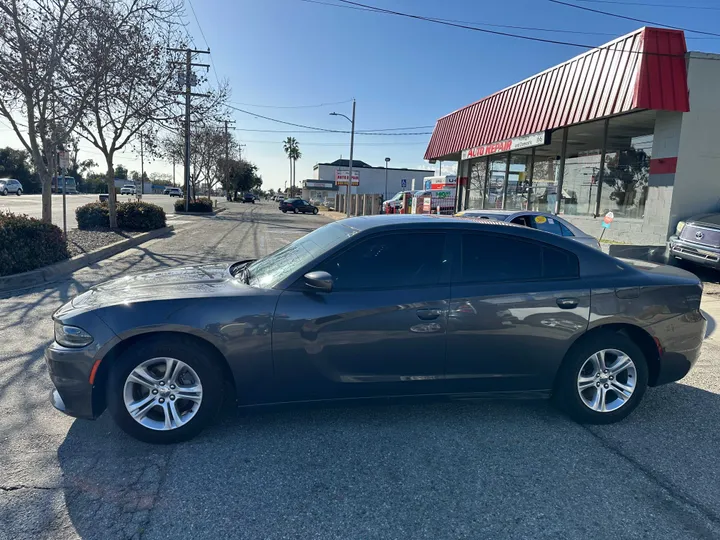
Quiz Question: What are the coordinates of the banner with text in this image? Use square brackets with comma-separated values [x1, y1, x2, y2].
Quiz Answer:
[335, 170, 360, 186]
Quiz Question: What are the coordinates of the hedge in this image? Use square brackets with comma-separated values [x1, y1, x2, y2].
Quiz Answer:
[76, 201, 166, 231]
[175, 197, 213, 213]
[0, 212, 69, 276]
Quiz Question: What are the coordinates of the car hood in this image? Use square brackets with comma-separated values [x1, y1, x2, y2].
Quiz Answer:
[62, 263, 248, 315]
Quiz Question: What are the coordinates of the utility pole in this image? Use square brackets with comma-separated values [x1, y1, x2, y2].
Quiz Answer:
[168, 47, 211, 212]
[224, 119, 236, 200]
[330, 99, 356, 218]
[140, 136, 144, 199]
[172, 158, 175, 187]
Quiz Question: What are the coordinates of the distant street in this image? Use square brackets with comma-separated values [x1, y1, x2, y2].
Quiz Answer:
[0, 193, 226, 229]
[2, 201, 720, 539]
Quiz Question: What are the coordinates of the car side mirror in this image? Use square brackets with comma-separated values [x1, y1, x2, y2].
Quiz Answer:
[304, 271, 333, 293]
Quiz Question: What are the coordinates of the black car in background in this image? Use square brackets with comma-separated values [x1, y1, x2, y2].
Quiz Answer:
[669, 213, 720, 270]
[280, 198, 319, 214]
[242, 193, 255, 204]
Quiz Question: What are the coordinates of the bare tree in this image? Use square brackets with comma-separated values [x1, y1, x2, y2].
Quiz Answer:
[162, 125, 226, 198]
[0, 0, 98, 222]
[74, 0, 185, 227]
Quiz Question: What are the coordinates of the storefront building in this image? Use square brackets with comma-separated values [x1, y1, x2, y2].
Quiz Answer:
[425, 27, 720, 244]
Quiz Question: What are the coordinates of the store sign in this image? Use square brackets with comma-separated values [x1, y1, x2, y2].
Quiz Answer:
[335, 170, 359, 186]
[305, 181, 335, 189]
[461, 131, 549, 160]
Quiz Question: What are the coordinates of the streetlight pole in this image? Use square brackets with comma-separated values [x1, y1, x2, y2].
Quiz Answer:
[384, 157, 390, 201]
[330, 99, 356, 218]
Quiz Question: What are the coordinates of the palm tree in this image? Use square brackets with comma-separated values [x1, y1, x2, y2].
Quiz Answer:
[291, 146, 301, 197]
[283, 137, 298, 194]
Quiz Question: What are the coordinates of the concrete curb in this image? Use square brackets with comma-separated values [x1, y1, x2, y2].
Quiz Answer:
[0, 225, 175, 293]
[173, 206, 227, 217]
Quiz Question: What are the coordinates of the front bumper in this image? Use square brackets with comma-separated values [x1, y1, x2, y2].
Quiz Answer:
[668, 237, 720, 269]
[649, 310, 707, 386]
[45, 342, 98, 419]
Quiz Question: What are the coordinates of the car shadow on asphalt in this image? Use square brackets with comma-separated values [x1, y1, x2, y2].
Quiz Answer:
[57, 383, 720, 539]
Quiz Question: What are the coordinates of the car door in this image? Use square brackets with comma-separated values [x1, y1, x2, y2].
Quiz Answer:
[272, 230, 452, 401]
[445, 231, 590, 394]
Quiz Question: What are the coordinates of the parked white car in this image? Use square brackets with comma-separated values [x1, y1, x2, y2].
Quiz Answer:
[0, 178, 23, 196]
[120, 184, 136, 195]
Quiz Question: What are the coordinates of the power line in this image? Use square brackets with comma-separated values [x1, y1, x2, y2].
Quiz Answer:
[572, 0, 720, 10]
[228, 98, 354, 109]
[186, 0, 222, 89]
[548, 0, 720, 37]
[227, 104, 432, 135]
[237, 139, 428, 146]
[299, 0, 615, 36]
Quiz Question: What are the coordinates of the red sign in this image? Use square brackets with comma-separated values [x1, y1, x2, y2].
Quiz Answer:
[464, 140, 512, 159]
[603, 211, 614, 224]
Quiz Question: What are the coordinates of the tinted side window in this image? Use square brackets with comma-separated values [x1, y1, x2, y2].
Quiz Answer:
[316, 232, 446, 290]
[460, 233, 579, 283]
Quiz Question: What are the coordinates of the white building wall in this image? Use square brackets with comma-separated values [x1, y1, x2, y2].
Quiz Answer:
[314, 164, 435, 199]
[670, 52, 720, 227]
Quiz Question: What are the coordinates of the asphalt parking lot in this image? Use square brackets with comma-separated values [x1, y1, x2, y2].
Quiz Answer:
[0, 193, 225, 229]
[2, 202, 720, 539]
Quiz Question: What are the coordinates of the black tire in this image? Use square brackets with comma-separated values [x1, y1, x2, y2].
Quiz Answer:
[313, 208, 318, 215]
[552, 330, 648, 424]
[293, 208, 298, 214]
[282, 209, 287, 213]
[107, 336, 225, 443]
[1, 188, 6, 196]
[16, 189, 22, 196]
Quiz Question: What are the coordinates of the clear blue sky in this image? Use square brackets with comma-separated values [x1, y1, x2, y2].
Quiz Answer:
[4, 0, 717, 189]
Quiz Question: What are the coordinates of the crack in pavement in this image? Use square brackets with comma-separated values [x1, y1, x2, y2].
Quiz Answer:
[0, 485, 59, 492]
[584, 425, 720, 537]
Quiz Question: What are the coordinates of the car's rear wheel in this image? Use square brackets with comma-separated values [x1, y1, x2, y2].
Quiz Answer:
[1, 188, 7, 196]
[553, 331, 648, 424]
[107, 337, 224, 443]
[282, 209, 287, 213]
[293, 208, 298, 214]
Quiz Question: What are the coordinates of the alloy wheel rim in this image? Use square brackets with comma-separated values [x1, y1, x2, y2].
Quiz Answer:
[577, 348, 636, 413]
[123, 357, 203, 431]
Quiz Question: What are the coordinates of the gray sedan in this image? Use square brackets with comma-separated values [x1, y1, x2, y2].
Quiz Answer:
[0, 178, 23, 196]
[455, 209, 601, 249]
[46, 215, 705, 443]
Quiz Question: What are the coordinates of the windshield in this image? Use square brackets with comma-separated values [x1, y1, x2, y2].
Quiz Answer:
[246, 221, 357, 288]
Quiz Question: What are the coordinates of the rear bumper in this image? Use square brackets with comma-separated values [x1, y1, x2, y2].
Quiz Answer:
[648, 310, 707, 386]
[668, 237, 720, 269]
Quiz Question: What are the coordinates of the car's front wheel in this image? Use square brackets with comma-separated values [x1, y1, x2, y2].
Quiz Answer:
[107, 337, 224, 443]
[553, 331, 648, 424]
[313, 208, 318, 215]
[16, 189, 22, 196]
[1, 188, 7, 196]
[293, 208, 298, 214]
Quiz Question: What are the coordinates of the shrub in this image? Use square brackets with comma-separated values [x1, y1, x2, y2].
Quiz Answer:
[0, 212, 69, 276]
[76, 202, 109, 229]
[117, 201, 166, 230]
[175, 197, 213, 213]
[76, 201, 166, 230]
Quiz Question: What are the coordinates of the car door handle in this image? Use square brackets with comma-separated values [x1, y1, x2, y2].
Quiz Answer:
[556, 297, 579, 309]
[416, 308, 443, 320]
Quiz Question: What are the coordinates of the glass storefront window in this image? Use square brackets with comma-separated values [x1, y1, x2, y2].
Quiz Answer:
[601, 128, 652, 219]
[468, 158, 488, 210]
[488, 156, 507, 209]
[505, 154, 530, 211]
[531, 156, 558, 213]
[559, 122, 604, 216]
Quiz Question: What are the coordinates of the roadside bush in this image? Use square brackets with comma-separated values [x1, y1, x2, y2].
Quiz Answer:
[76, 201, 166, 230]
[117, 201, 166, 231]
[76, 202, 109, 229]
[175, 197, 213, 213]
[0, 212, 69, 276]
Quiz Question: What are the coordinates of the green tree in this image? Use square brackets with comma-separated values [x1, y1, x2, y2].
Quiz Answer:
[114, 164, 129, 180]
[0, 147, 40, 193]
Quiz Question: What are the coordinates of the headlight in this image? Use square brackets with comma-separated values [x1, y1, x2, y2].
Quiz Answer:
[54, 321, 93, 348]
[676, 221, 686, 235]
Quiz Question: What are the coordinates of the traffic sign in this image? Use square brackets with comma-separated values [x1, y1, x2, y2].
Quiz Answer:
[401, 179, 407, 188]
[601, 211, 614, 229]
[58, 151, 69, 169]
